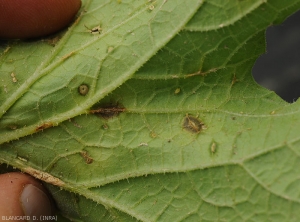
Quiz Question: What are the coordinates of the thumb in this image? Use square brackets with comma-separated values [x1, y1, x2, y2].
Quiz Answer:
[0, 0, 81, 39]
[0, 172, 54, 222]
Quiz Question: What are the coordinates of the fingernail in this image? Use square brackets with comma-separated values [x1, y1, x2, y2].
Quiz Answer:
[21, 184, 52, 220]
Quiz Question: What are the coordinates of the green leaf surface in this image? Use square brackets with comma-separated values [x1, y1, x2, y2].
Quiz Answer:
[1, 0, 300, 221]
[0, 0, 202, 143]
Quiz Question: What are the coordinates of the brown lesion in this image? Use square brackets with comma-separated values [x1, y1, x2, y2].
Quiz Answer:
[80, 151, 93, 164]
[69, 118, 82, 128]
[182, 114, 205, 134]
[44, 36, 61, 46]
[35, 122, 53, 132]
[89, 103, 126, 119]
[24, 167, 65, 186]
[231, 74, 239, 85]
[84, 24, 102, 34]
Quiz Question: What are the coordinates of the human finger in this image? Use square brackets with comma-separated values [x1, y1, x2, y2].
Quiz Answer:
[0, 0, 81, 39]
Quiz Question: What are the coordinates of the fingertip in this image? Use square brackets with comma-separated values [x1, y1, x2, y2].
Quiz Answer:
[21, 184, 53, 219]
[0, 172, 54, 220]
[0, 0, 82, 39]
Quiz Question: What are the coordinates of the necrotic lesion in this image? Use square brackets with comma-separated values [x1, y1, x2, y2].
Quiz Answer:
[89, 103, 125, 119]
[182, 114, 204, 134]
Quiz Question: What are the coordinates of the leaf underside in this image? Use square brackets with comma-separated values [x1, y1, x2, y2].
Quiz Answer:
[1, 0, 300, 221]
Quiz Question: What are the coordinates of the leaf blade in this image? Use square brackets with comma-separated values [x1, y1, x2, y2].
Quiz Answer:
[0, 0, 203, 144]
[1, 0, 300, 221]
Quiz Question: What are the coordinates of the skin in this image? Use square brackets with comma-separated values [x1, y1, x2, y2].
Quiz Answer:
[0, 172, 53, 222]
[0, 0, 82, 39]
[0, 0, 82, 219]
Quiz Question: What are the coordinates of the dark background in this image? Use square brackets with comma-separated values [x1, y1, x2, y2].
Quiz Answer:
[252, 10, 300, 103]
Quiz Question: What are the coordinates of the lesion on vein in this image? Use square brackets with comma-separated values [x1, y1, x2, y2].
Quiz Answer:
[89, 103, 126, 119]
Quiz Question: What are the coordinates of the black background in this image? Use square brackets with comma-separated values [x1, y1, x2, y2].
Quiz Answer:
[252, 10, 300, 103]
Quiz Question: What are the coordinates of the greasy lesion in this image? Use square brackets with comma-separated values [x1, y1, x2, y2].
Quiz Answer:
[182, 114, 205, 134]
[89, 103, 126, 119]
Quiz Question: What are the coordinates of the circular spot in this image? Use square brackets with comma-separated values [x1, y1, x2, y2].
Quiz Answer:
[78, 84, 89, 96]
[148, 5, 155, 10]
[0, 0, 81, 39]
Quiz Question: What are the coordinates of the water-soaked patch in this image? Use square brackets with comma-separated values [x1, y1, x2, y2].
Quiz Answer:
[182, 114, 205, 134]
